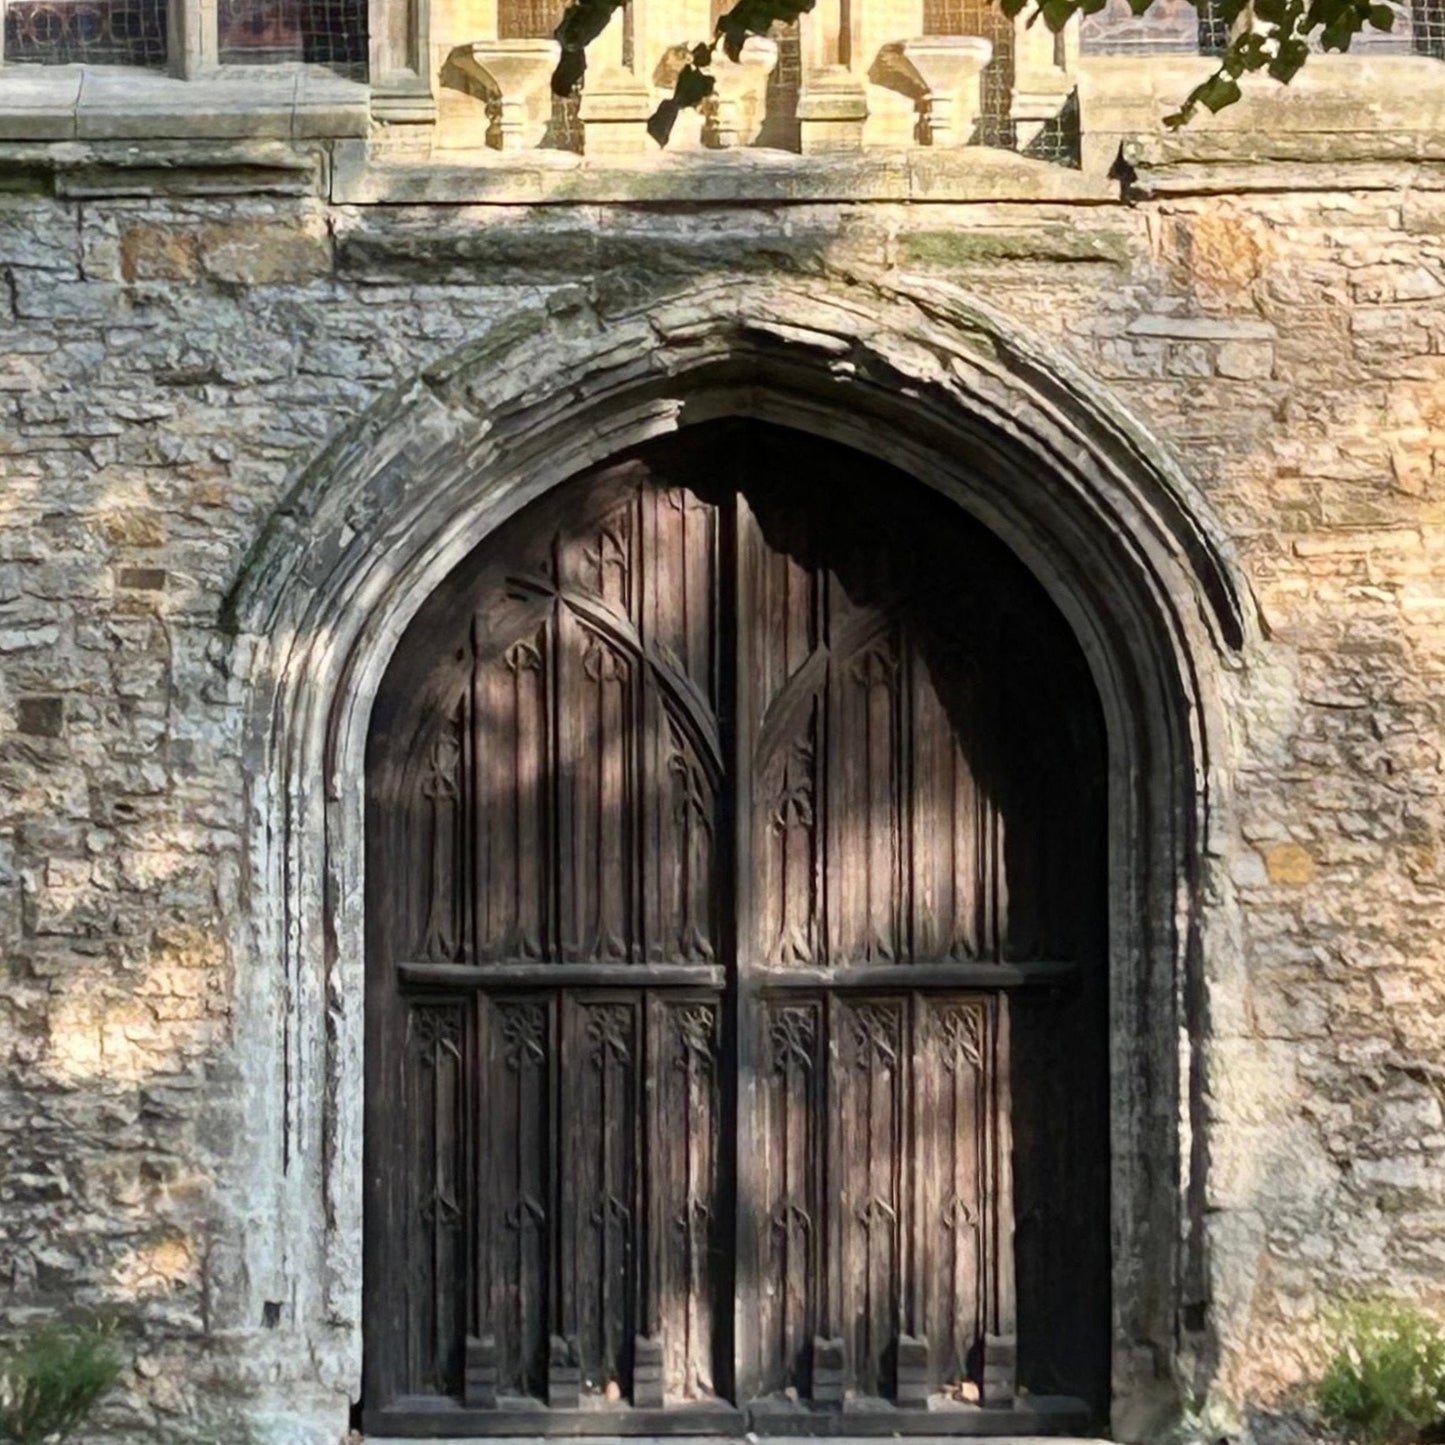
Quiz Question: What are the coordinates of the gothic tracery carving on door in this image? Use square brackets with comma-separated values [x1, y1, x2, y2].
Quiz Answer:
[363, 424, 1108, 1437]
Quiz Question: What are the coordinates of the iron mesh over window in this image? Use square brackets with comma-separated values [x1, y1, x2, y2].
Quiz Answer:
[4, 0, 166, 64]
[1417, 0, 1445, 54]
[1351, 0, 1445, 52]
[218, 0, 366, 75]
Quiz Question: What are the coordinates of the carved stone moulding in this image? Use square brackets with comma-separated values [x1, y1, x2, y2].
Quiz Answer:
[453, 37, 561, 150]
[872, 35, 993, 145]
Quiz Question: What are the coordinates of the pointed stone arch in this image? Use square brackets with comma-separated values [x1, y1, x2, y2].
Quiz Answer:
[222, 273, 1254, 1443]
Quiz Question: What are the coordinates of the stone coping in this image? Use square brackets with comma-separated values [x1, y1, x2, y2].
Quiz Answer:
[0, 63, 369, 142]
[333, 140, 1121, 204]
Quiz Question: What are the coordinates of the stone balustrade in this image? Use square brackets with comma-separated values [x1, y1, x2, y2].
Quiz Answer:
[429, 0, 1042, 153]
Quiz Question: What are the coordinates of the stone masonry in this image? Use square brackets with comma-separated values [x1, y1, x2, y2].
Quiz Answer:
[1, 62, 1444, 1445]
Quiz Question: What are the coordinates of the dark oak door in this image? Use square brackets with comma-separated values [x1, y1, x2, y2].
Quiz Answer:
[363, 424, 1109, 1437]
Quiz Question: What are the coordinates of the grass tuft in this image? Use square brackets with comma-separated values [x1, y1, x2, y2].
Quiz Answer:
[0, 1322, 122, 1445]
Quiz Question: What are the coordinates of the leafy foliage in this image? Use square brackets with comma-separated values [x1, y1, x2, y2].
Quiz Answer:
[549, 0, 1406, 143]
[1316, 1298, 1445, 1445]
[1171, 1392, 1245, 1445]
[0, 1323, 122, 1445]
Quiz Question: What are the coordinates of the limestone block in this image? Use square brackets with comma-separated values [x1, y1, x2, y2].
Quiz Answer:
[0, 67, 81, 142]
[797, 66, 869, 153]
[870, 36, 992, 146]
[579, 75, 657, 155]
[453, 39, 561, 150]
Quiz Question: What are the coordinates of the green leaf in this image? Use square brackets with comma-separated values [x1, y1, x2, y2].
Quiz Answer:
[551, 0, 625, 94]
[1195, 72, 1242, 111]
[674, 63, 717, 107]
[553, 0, 619, 48]
[551, 45, 586, 95]
[1037, 0, 1076, 31]
[1318, 21, 1353, 45]
[647, 98, 682, 145]
[715, 0, 814, 58]
[1266, 35, 1310, 78]
[646, 60, 717, 145]
[1367, 1, 1395, 26]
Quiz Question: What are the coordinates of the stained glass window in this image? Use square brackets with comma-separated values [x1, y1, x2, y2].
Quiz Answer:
[217, 0, 366, 75]
[4, 0, 167, 64]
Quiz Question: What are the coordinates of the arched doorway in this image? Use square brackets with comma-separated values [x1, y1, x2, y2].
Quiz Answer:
[362, 420, 1110, 1435]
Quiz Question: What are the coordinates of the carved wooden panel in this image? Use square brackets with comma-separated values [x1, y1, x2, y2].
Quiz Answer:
[740, 493, 1009, 971]
[364, 424, 1109, 1434]
[479, 994, 552, 1397]
[650, 997, 722, 1401]
[755, 1000, 824, 1397]
[561, 996, 642, 1395]
[403, 1002, 469, 1396]
[430, 479, 726, 969]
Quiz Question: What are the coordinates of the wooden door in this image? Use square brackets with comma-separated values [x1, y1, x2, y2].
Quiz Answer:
[363, 423, 1108, 1437]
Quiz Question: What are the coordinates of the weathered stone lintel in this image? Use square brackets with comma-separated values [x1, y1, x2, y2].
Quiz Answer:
[0, 140, 329, 198]
[0, 66, 369, 146]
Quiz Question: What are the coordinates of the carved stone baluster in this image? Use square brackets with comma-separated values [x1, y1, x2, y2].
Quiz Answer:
[702, 36, 780, 148]
[577, 0, 654, 154]
[453, 39, 562, 149]
[649, 0, 713, 148]
[797, 0, 868, 151]
[871, 35, 992, 145]
[856, 0, 923, 144]
[1010, 10, 1077, 148]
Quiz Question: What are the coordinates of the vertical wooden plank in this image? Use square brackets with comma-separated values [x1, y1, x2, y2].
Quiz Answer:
[828, 624, 903, 967]
[641, 487, 665, 968]
[566, 994, 640, 1397]
[758, 998, 822, 1399]
[404, 1002, 466, 1397]
[911, 657, 958, 961]
[651, 996, 721, 1401]
[823, 990, 846, 1399]
[837, 997, 903, 1399]
[556, 993, 580, 1389]
[732, 487, 763, 1406]
[920, 996, 989, 1391]
[992, 995, 1016, 1341]
[482, 994, 551, 1398]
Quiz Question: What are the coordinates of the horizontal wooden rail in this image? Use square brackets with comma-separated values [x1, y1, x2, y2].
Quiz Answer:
[398, 961, 727, 989]
[397, 960, 1076, 990]
[749, 960, 1079, 990]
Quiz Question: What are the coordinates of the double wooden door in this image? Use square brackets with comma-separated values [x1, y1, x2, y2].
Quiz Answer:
[363, 424, 1107, 1436]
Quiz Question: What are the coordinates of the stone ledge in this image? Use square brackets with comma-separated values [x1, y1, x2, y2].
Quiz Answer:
[0, 64, 369, 144]
[0, 138, 329, 196]
[1082, 52, 1445, 186]
[332, 141, 1119, 205]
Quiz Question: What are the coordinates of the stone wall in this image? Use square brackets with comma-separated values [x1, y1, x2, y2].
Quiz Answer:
[1, 146, 1443, 1443]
